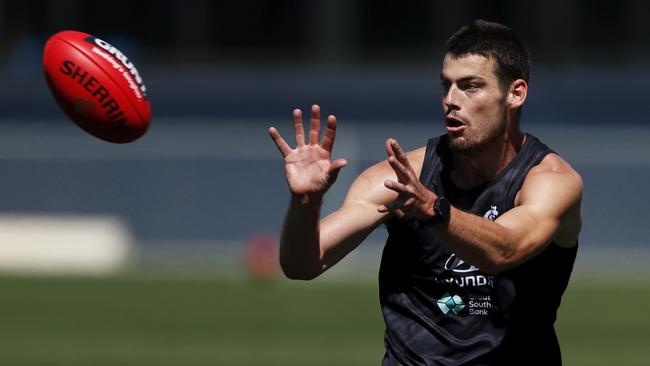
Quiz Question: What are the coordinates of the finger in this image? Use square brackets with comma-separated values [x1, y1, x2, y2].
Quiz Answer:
[330, 158, 348, 171]
[377, 197, 408, 213]
[380, 196, 416, 214]
[387, 155, 411, 183]
[384, 179, 412, 196]
[388, 139, 412, 169]
[386, 138, 396, 157]
[377, 205, 389, 213]
[328, 158, 348, 183]
[387, 139, 417, 182]
[269, 127, 292, 157]
[309, 104, 321, 145]
[293, 109, 305, 147]
[403, 197, 416, 207]
[321, 114, 337, 152]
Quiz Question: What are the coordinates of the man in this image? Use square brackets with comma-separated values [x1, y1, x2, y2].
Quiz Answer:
[269, 20, 581, 365]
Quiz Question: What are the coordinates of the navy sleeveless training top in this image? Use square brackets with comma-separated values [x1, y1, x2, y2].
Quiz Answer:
[379, 134, 578, 366]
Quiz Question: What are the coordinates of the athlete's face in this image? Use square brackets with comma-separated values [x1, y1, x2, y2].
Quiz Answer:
[440, 53, 508, 154]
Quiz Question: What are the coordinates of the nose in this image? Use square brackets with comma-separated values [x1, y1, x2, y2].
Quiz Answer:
[443, 85, 460, 112]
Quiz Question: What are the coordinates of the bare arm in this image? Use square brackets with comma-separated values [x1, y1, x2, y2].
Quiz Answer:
[432, 166, 582, 274]
[281, 168, 392, 280]
[269, 105, 400, 280]
[380, 138, 582, 275]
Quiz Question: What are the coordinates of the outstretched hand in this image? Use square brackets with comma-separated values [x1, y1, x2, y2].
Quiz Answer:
[269, 105, 348, 197]
[378, 139, 437, 221]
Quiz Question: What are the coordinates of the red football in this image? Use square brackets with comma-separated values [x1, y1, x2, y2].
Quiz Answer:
[43, 31, 151, 143]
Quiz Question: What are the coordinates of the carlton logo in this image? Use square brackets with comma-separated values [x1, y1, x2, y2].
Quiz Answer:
[483, 205, 499, 221]
[444, 254, 480, 273]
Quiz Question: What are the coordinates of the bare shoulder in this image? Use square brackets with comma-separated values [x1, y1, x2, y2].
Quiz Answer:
[517, 153, 583, 247]
[525, 153, 583, 194]
[345, 146, 427, 207]
[530, 153, 580, 178]
[518, 153, 583, 201]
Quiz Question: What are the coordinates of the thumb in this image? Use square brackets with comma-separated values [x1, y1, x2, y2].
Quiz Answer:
[328, 158, 348, 182]
[330, 158, 348, 171]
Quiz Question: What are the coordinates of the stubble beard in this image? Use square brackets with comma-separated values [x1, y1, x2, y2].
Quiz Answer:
[447, 112, 507, 156]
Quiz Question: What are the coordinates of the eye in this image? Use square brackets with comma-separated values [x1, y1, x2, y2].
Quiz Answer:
[460, 82, 482, 94]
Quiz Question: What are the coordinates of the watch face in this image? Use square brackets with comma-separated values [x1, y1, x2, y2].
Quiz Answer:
[436, 197, 451, 219]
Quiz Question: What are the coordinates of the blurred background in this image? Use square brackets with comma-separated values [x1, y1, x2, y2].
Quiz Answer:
[0, 1, 648, 365]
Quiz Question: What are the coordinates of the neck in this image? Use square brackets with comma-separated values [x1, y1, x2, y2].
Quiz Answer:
[450, 130, 526, 189]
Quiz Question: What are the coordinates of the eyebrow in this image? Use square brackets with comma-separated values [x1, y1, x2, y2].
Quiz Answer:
[439, 74, 485, 83]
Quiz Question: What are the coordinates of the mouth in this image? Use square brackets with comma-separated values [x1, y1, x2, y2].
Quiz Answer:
[445, 116, 466, 133]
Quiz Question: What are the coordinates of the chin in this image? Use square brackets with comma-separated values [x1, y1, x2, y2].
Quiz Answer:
[448, 135, 469, 150]
[447, 135, 484, 155]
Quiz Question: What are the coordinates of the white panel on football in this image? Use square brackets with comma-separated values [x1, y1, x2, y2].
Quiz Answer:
[0, 215, 133, 275]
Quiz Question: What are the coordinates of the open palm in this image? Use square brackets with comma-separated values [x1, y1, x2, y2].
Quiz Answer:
[269, 105, 347, 196]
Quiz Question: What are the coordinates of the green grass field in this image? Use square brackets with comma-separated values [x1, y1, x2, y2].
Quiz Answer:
[0, 273, 648, 365]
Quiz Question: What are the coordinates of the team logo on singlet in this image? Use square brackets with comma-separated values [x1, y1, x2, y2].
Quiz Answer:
[436, 293, 494, 316]
[483, 205, 499, 221]
[444, 254, 480, 273]
[436, 293, 465, 315]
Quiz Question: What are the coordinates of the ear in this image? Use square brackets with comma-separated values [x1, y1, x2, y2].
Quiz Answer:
[507, 79, 528, 109]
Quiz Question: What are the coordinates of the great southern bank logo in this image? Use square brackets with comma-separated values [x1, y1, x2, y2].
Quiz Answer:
[437, 293, 465, 315]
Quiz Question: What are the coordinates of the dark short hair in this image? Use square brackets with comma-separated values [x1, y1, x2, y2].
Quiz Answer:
[445, 20, 530, 89]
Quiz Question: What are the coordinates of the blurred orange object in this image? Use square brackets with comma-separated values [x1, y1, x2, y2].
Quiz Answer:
[243, 233, 280, 281]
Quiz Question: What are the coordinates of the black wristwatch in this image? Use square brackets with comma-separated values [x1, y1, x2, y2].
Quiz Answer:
[431, 196, 451, 224]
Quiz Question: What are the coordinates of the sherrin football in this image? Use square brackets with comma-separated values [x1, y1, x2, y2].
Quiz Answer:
[43, 31, 151, 143]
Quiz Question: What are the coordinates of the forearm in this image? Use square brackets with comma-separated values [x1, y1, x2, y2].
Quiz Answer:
[432, 207, 522, 275]
[279, 194, 324, 280]
[379, 139, 577, 275]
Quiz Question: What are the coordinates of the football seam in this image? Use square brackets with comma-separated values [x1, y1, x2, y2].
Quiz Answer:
[50, 34, 149, 129]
